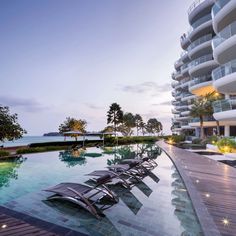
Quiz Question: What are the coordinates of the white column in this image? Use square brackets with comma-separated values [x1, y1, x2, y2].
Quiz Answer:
[224, 125, 230, 137]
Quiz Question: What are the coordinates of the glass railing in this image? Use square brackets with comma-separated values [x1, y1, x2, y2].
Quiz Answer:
[212, 59, 236, 81]
[192, 13, 212, 29]
[189, 54, 213, 68]
[212, 21, 236, 49]
[188, 0, 206, 15]
[190, 74, 212, 87]
[181, 63, 189, 72]
[212, 0, 230, 17]
[188, 34, 212, 51]
[190, 116, 215, 123]
[213, 99, 236, 113]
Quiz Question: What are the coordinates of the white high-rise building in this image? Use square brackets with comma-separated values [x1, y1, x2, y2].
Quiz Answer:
[172, 0, 236, 138]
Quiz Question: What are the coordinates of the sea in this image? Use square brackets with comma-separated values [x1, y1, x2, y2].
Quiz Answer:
[0, 136, 102, 147]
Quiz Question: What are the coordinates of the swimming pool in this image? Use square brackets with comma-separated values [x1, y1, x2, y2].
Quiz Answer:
[0, 144, 203, 235]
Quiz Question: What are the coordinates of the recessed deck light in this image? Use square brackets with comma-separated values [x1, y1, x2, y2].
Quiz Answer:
[1, 224, 7, 229]
[196, 179, 199, 183]
[222, 218, 230, 226]
[205, 193, 210, 198]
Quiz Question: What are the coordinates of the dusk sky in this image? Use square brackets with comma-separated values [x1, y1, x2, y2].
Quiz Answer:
[0, 0, 192, 135]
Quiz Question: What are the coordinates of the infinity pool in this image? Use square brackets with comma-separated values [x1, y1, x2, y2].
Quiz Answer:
[0, 144, 203, 235]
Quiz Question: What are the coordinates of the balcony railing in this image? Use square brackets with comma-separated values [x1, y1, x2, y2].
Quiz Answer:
[188, 0, 206, 15]
[190, 116, 215, 123]
[212, 21, 236, 49]
[188, 34, 212, 51]
[189, 54, 213, 68]
[192, 13, 212, 29]
[212, 0, 230, 18]
[212, 59, 236, 81]
[190, 74, 212, 86]
[213, 99, 236, 113]
[180, 63, 189, 72]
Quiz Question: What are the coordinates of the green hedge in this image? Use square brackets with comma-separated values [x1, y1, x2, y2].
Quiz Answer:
[0, 150, 10, 157]
[16, 146, 68, 154]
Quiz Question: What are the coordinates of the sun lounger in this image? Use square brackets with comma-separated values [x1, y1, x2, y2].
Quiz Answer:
[86, 170, 133, 189]
[44, 176, 118, 219]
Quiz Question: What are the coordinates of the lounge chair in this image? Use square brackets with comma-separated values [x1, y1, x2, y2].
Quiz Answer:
[44, 175, 118, 219]
[120, 157, 157, 170]
[86, 170, 132, 189]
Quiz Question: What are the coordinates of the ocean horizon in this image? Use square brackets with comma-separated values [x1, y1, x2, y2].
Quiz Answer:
[0, 135, 102, 147]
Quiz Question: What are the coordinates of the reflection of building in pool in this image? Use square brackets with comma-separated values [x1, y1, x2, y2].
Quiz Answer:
[171, 171, 203, 235]
[0, 156, 26, 188]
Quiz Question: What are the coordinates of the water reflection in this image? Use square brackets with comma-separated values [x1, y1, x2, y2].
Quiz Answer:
[171, 171, 203, 236]
[59, 150, 87, 167]
[107, 144, 162, 166]
[0, 156, 26, 188]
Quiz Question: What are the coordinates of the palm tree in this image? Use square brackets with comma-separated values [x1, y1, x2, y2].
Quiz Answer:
[203, 92, 223, 136]
[107, 103, 123, 136]
[190, 98, 212, 139]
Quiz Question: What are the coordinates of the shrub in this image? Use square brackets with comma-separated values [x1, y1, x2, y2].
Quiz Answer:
[201, 135, 219, 146]
[0, 150, 10, 157]
[217, 138, 236, 153]
[192, 138, 202, 144]
[167, 135, 185, 144]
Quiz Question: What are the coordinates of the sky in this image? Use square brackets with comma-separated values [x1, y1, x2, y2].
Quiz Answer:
[0, 0, 192, 135]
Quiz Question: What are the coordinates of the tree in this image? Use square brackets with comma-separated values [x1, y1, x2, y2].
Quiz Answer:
[59, 117, 87, 141]
[146, 118, 162, 136]
[120, 112, 135, 136]
[0, 106, 26, 142]
[204, 92, 223, 136]
[190, 98, 211, 139]
[107, 103, 123, 136]
[139, 121, 146, 136]
[134, 114, 143, 136]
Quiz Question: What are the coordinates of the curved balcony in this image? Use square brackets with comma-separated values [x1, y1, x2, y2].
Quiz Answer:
[212, 0, 236, 33]
[189, 54, 218, 77]
[180, 33, 191, 50]
[181, 93, 196, 102]
[212, 59, 236, 94]
[180, 63, 189, 76]
[189, 74, 215, 96]
[212, 21, 236, 64]
[171, 81, 179, 88]
[180, 51, 190, 63]
[173, 70, 184, 81]
[213, 99, 236, 120]
[172, 109, 180, 115]
[174, 58, 183, 70]
[189, 116, 216, 127]
[189, 18, 213, 42]
[188, 34, 213, 59]
[188, 0, 215, 26]
[181, 110, 190, 116]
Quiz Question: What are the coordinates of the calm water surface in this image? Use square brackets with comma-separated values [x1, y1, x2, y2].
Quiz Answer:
[0, 144, 203, 236]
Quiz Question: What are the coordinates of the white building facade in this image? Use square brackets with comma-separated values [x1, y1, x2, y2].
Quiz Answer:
[172, 0, 236, 138]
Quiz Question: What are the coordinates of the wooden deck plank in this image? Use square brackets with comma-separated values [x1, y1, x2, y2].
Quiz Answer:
[158, 141, 236, 236]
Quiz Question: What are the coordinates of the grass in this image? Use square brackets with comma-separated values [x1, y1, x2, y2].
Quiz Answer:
[16, 146, 68, 154]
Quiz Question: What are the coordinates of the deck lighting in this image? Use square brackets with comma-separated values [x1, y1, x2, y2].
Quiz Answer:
[222, 218, 230, 226]
[1, 224, 7, 229]
[205, 193, 210, 198]
[168, 139, 174, 145]
[196, 179, 199, 183]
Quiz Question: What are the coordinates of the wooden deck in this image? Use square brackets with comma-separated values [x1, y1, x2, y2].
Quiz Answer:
[158, 141, 236, 236]
[0, 213, 57, 236]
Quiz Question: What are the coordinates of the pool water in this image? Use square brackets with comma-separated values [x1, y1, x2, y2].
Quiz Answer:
[0, 144, 203, 236]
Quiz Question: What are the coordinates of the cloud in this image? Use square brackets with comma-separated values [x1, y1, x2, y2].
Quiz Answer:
[85, 103, 103, 110]
[152, 101, 171, 106]
[0, 96, 49, 112]
[119, 81, 171, 96]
